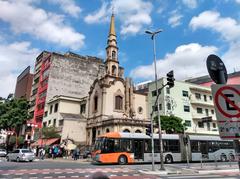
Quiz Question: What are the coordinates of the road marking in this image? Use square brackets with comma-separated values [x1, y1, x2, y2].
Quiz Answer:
[43, 172, 50, 174]
[133, 174, 140, 176]
[55, 172, 63, 174]
[13, 178, 22, 179]
[67, 171, 74, 174]
[168, 175, 221, 179]
[110, 174, 117, 176]
[29, 173, 36, 175]
[70, 176, 78, 178]
[15, 173, 23, 175]
[58, 176, 66, 178]
[44, 177, 53, 179]
[122, 174, 129, 176]
[29, 177, 38, 179]
[2, 174, 9, 175]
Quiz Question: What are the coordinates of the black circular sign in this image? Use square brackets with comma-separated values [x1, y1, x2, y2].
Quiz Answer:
[206, 54, 228, 84]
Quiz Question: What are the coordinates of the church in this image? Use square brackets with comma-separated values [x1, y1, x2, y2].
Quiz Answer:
[86, 14, 149, 145]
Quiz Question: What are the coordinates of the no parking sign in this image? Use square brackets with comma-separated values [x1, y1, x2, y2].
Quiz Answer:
[211, 85, 240, 139]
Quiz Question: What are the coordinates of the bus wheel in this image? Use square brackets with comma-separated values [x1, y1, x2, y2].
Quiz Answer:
[220, 154, 227, 162]
[118, 155, 127, 165]
[165, 155, 173, 164]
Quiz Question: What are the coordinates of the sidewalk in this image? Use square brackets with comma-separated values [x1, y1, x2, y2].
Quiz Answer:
[139, 163, 239, 176]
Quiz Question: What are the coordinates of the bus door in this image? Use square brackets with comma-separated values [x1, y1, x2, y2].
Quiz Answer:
[200, 141, 209, 159]
[134, 139, 144, 160]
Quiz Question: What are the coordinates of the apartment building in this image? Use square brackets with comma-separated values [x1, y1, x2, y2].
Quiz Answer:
[146, 78, 218, 135]
[26, 51, 105, 141]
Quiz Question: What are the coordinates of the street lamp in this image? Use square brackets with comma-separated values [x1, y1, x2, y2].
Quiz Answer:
[27, 123, 38, 141]
[145, 29, 165, 170]
[6, 130, 17, 149]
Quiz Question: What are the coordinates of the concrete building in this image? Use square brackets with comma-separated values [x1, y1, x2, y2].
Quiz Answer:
[27, 51, 105, 142]
[42, 95, 87, 145]
[147, 78, 218, 135]
[86, 14, 149, 145]
[186, 71, 240, 87]
[14, 66, 33, 101]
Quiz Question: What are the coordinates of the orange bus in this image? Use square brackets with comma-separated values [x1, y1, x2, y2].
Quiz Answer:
[91, 132, 235, 164]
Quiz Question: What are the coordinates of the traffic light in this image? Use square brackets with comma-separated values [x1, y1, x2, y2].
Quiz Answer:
[166, 70, 175, 88]
[146, 124, 152, 136]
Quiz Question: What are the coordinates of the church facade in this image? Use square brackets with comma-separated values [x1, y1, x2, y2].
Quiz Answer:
[86, 14, 149, 145]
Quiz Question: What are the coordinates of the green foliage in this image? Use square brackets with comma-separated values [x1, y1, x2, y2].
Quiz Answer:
[0, 97, 30, 131]
[154, 115, 187, 134]
[9, 135, 25, 145]
[42, 127, 60, 139]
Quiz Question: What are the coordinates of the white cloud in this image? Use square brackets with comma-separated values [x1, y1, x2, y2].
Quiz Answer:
[236, 0, 240, 4]
[84, 2, 109, 24]
[189, 11, 240, 42]
[0, 0, 85, 50]
[182, 0, 197, 9]
[0, 41, 40, 98]
[168, 11, 183, 28]
[49, 0, 82, 18]
[130, 43, 218, 81]
[84, 0, 152, 36]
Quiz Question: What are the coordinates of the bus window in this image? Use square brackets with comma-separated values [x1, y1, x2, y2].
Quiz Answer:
[120, 139, 132, 152]
[168, 140, 180, 152]
[102, 138, 115, 153]
[144, 139, 152, 153]
[191, 141, 200, 153]
[211, 141, 219, 152]
[154, 139, 160, 153]
[219, 141, 233, 149]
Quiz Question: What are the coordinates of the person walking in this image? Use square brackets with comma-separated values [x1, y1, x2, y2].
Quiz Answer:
[40, 148, 45, 160]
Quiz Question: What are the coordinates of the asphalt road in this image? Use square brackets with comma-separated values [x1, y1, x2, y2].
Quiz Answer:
[0, 159, 239, 179]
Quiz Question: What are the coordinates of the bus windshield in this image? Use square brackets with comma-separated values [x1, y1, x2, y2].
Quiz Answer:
[94, 137, 105, 151]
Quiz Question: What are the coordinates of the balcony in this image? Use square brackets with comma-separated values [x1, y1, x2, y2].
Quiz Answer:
[190, 96, 214, 107]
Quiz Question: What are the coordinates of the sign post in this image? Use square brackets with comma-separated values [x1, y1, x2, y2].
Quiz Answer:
[207, 54, 240, 171]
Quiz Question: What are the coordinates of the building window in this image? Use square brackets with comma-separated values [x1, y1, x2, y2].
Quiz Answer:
[135, 130, 141, 133]
[112, 65, 116, 76]
[112, 51, 116, 59]
[213, 123, 216, 128]
[138, 107, 143, 114]
[48, 120, 51, 125]
[80, 104, 86, 114]
[167, 103, 171, 110]
[182, 90, 188, 97]
[44, 111, 48, 117]
[185, 120, 191, 127]
[106, 128, 110, 133]
[152, 90, 157, 97]
[211, 109, 214, 114]
[195, 93, 201, 99]
[98, 130, 100, 135]
[54, 103, 58, 113]
[166, 87, 170, 94]
[43, 122, 47, 127]
[184, 105, 190, 112]
[204, 95, 207, 102]
[198, 121, 204, 128]
[115, 95, 123, 110]
[209, 96, 213, 100]
[205, 109, 209, 116]
[59, 119, 64, 126]
[53, 119, 56, 127]
[197, 107, 203, 114]
[50, 105, 53, 114]
[94, 96, 98, 111]
[152, 104, 162, 112]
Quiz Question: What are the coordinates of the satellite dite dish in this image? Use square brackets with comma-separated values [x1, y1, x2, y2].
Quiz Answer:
[206, 54, 228, 84]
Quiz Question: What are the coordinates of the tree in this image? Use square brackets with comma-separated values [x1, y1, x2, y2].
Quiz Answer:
[0, 97, 30, 132]
[154, 115, 187, 134]
[41, 127, 60, 139]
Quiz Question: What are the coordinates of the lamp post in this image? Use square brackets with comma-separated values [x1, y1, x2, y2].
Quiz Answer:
[27, 123, 38, 141]
[145, 29, 165, 170]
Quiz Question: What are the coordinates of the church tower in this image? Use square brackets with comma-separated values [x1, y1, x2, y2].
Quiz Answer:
[105, 13, 123, 78]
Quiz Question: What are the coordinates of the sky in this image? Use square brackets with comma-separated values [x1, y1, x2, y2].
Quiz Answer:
[0, 0, 240, 98]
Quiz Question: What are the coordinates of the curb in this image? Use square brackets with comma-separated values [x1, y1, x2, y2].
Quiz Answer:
[198, 169, 239, 174]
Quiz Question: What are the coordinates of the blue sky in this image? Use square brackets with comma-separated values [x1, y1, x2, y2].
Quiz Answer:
[0, 0, 240, 98]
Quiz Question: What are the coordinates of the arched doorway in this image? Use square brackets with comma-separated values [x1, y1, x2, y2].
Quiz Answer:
[123, 129, 130, 133]
[106, 128, 110, 133]
[135, 129, 142, 133]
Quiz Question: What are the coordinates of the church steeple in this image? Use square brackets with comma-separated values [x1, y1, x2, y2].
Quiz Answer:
[106, 12, 121, 77]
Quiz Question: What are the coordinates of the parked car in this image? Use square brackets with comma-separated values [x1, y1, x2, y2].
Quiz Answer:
[0, 149, 7, 157]
[6, 149, 35, 162]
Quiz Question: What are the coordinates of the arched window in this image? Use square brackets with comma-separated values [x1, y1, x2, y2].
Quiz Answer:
[112, 65, 116, 76]
[106, 128, 110, 133]
[94, 96, 98, 111]
[115, 95, 123, 110]
[135, 130, 142, 133]
[112, 51, 116, 59]
[123, 129, 130, 133]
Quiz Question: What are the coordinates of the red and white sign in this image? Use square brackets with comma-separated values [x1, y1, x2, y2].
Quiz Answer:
[211, 85, 240, 139]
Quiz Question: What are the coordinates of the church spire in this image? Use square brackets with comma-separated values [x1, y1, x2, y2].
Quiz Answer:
[109, 13, 116, 36]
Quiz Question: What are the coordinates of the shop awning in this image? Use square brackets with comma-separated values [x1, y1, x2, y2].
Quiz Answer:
[31, 138, 60, 147]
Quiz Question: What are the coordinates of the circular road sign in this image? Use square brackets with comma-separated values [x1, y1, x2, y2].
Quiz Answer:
[206, 54, 228, 84]
[215, 86, 240, 118]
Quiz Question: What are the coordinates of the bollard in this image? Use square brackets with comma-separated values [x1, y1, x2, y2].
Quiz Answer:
[214, 155, 218, 169]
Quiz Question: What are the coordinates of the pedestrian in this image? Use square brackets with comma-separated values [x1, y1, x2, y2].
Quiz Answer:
[91, 172, 109, 179]
[40, 148, 45, 160]
[76, 147, 80, 160]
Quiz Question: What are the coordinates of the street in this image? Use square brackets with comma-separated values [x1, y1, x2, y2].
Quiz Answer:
[0, 159, 239, 179]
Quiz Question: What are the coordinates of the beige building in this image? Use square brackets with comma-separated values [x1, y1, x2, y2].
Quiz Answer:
[42, 95, 88, 145]
[86, 14, 149, 145]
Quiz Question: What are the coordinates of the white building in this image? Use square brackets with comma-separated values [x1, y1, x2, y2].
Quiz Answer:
[147, 78, 218, 135]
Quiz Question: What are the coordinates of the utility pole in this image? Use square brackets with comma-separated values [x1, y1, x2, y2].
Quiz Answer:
[145, 29, 165, 170]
